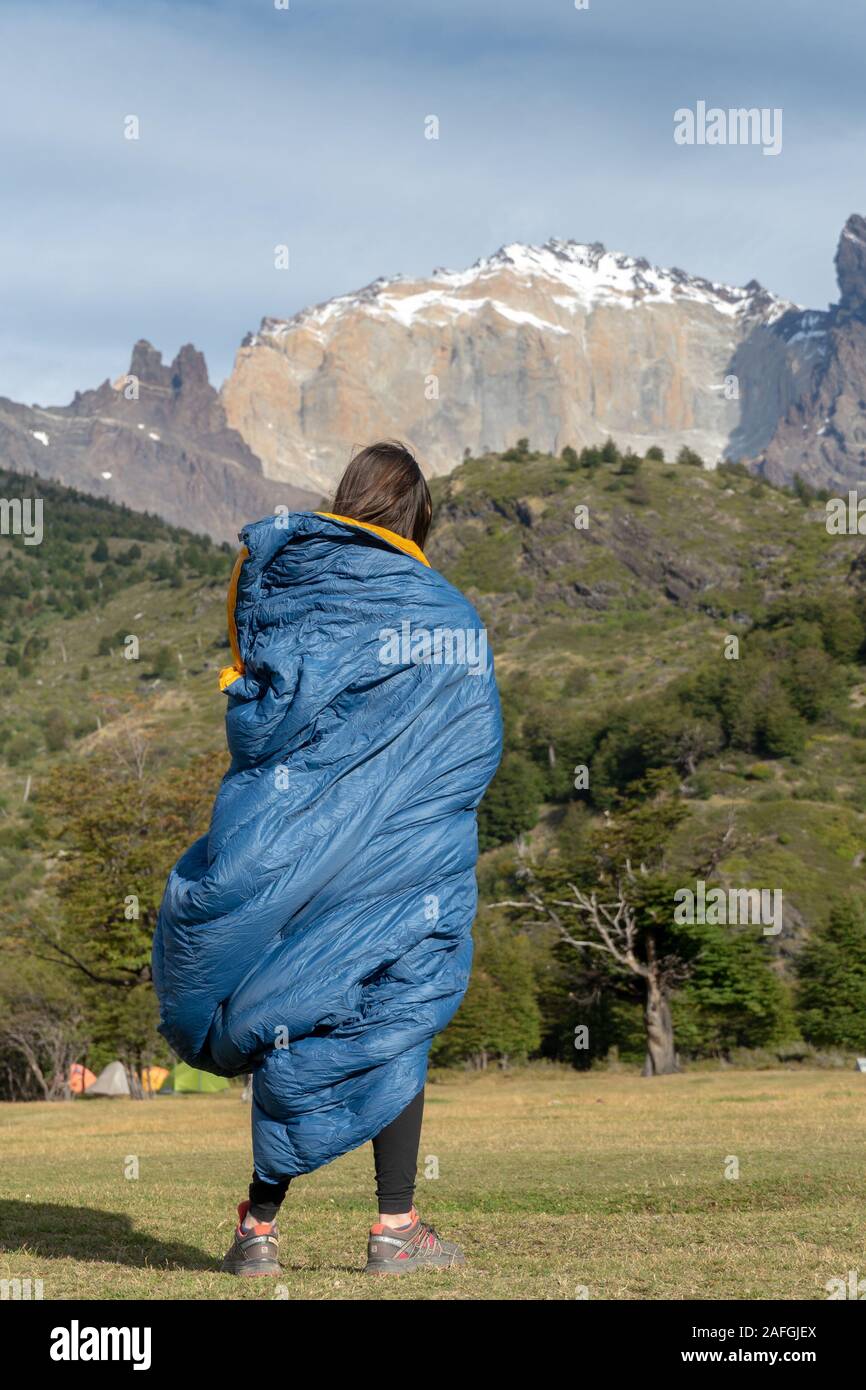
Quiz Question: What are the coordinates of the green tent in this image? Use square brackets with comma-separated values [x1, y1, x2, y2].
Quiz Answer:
[161, 1061, 229, 1095]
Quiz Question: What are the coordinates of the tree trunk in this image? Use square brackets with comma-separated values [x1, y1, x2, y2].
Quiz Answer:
[642, 974, 678, 1076]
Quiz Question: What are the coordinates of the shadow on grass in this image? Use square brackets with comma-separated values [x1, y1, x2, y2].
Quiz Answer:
[0, 1200, 214, 1271]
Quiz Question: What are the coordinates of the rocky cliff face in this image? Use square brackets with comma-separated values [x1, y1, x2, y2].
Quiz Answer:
[5, 221, 864, 528]
[221, 239, 801, 493]
[751, 216, 866, 491]
[0, 342, 318, 541]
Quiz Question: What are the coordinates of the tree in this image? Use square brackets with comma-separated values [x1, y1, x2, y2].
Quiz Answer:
[761, 688, 806, 757]
[783, 645, 845, 721]
[796, 898, 866, 1050]
[672, 923, 789, 1054]
[149, 554, 174, 582]
[494, 777, 777, 1075]
[0, 988, 85, 1100]
[561, 446, 579, 470]
[91, 538, 109, 563]
[17, 750, 222, 1070]
[502, 437, 531, 462]
[676, 446, 704, 468]
[501, 863, 689, 1074]
[43, 709, 70, 753]
[478, 752, 545, 849]
[589, 702, 723, 804]
[496, 779, 692, 1074]
[666, 715, 724, 777]
[646, 446, 665, 462]
[151, 645, 178, 680]
[431, 968, 502, 1068]
[432, 930, 541, 1067]
[483, 932, 542, 1061]
[817, 598, 865, 663]
[711, 657, 809, 759]
[619, 452, 642, 475]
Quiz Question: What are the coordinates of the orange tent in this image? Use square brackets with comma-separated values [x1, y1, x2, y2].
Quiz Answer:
[69, 1063, 96, 1095]
[140, 1065, 170, 1094]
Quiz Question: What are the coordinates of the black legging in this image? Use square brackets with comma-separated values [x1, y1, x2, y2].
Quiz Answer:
[248, 1087, 425, 1220]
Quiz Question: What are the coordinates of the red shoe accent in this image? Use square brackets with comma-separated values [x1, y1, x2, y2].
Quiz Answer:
[235, 1198, 276, 1237]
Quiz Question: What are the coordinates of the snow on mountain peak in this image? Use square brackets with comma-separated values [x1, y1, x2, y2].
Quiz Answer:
[250, 238, 795, 347]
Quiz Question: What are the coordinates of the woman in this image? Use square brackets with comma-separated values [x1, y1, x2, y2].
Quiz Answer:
[153, 441, 502, 1276]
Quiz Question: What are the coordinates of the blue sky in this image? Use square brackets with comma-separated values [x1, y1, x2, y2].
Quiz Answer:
[2, 0, 864, 404]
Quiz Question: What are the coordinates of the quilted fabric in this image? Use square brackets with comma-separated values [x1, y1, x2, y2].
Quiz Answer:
[153, 511, 502, 1180]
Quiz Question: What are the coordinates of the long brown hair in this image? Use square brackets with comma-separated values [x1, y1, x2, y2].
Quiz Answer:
[331, 441, 432, 549]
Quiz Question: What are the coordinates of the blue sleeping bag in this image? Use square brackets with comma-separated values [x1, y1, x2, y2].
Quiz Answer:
[152, 511, 502, 1181]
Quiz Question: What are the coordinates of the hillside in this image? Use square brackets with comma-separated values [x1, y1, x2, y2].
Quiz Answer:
[2, 447, 866, 1080]
[428, 445, 866, 952]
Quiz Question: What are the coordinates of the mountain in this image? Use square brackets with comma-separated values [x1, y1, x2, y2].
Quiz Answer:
[751, 215, 866, 491]
[3, 219, 865, 528]
[222, 238, 803, 493]
[0, 341, 319, 542]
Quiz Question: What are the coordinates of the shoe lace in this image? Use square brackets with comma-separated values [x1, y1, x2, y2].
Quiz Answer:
[404, 1219, 440, 1255]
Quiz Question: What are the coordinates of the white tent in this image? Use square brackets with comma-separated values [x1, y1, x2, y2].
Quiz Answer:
[87, 1060, 131, 1097]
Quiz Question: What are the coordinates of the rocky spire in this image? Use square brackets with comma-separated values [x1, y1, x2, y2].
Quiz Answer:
[834, 214, 866, 316]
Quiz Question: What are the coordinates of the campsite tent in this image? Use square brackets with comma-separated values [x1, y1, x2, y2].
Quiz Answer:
[87, 1061, 131, 1097]
[69, 1063, 96, 1095]
[140, 1065, 169, 1094]
[161, 1061, 229, 1095]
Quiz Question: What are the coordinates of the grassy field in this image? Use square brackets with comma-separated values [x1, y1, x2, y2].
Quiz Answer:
[1, 1067, 863, 1301]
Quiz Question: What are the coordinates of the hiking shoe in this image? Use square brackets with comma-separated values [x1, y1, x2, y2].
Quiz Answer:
[364, 1210, 464, 1275]
[220, 1200, 281, 1276]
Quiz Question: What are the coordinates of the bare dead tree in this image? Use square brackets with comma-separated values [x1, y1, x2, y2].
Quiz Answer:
[692, 811, 740, 881]
[496, 810, 742, 1075]
[1, 1001, 85, 1101]
[106, 723, 150, 782]
[91, 695, 153, 781]
[495, 858, 690, 1076]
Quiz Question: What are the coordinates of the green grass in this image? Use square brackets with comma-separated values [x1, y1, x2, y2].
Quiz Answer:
[1, 1068, 863, 1300]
